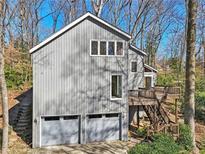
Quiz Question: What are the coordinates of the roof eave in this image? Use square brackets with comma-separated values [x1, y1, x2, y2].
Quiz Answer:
[29, 12, 131, 54]
[144, 64, 158, 72]
[129, 44, 147, 56]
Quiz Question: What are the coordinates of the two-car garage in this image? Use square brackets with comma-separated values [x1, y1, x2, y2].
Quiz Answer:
[40, 113, 121, 147]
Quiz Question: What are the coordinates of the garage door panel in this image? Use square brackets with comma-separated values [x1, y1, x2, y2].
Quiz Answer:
[86, 118, 104, 142]
[61, 120, 79, 144]
[86, 114, 120, 143]
[103, 117, 119, 140]
[41, 116, 80, 146]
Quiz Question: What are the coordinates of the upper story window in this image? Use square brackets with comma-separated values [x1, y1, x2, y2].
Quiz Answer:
[108, 41, 115, 55]
[131, 61, 138, 72]
[100, 41, 106, 55]
[116, 42, 123, 55]
[90, 40, 124, 56]
[91, 40, 98, 55]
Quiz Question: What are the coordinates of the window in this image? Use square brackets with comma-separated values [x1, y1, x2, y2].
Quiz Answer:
[145, 77, 152, 89]
[111, 75, 122, 99]
[105, 113, 119, 118]
[116, 42, 123, 55]
[63, 115, 78, 120]
[100, 41, 106, 55]
[88, 114, 102, 119]
[91, 40, 124, 56]
[108, 41, 115, 55]
[91, 40, 98, 55]
[131, 61, 137, 72]
[44, 116, 59, 121]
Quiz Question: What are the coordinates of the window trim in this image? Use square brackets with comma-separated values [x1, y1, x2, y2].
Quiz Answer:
[90, 39, 124, 57]
[90, 39, 99, 56]
[110, 74, 123, 100]
[130, 60, 138, 73]
[144, 74, 154, 88]
[116, 41, 124, 56]
[99, 40, 107, 55]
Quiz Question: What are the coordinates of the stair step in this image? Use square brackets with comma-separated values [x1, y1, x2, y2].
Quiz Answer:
[16, 123, 31, 127]
[18, 116, 32, 120]
[15, 127, 32, 132]
[17, 109, 32, 113]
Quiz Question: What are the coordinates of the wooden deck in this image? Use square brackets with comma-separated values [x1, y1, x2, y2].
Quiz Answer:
[128, 86, 181, 138]
[128, 86, 180, 106]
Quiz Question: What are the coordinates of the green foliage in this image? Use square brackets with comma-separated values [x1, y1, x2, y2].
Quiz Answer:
[129, 133, 180, 154]
[169, 58, 181, 72]
[151, 134, 181, 154]
[195, 92, 205, 122]
[135, 128, 147, 137]
[196, 78, 205, 92]
[200, 150, 205, 154]
[5, 64, 32, 89]
[177, 124, 193, 151]
[129, 143, 150, 154]
[156, 74, 175, 86]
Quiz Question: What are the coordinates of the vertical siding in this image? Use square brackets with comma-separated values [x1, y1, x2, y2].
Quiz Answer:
[32, 18, 130, 147]
[128, 49, 144, 90]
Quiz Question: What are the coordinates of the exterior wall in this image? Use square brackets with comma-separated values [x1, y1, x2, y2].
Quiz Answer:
[32, 18, 130, 147]
[128, 49, 144, 90]
[144, 71, 157, 87]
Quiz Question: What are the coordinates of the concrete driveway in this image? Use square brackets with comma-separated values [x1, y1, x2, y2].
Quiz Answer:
[28, 141, 135, 154]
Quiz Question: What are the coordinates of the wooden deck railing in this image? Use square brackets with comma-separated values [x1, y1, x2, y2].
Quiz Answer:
[155, 86, 181, 95]
[147, 123, 179, 137]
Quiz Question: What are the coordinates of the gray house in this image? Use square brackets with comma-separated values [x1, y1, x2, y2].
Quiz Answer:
[30, 12, 147, 148]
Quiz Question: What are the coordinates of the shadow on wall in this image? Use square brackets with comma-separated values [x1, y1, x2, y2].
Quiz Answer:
[9, 88, 32, 146]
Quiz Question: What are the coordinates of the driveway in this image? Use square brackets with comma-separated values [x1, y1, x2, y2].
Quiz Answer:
[28, 141, 136, 154]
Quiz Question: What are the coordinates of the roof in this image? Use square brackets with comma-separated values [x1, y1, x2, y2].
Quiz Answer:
[29, 12, 131, 53]
[129, 44, 147, 56]
[144, 64, 158, 72]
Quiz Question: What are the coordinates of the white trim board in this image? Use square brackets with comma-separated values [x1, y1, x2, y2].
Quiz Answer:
[29, 12, 131, 54]
[144, 64, 158, 72]
[129, 44, 147, 56]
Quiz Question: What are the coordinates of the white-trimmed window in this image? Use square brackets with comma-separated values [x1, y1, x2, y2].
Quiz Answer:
[100, 41, 107, 55]
[131, 61, 138, 72]
[116, 42, 123, 55]
[111, 75, 122, 99]
[108, 41, 115, 55]
[90, 40, 124, 56]
[91, 40, 98, 55]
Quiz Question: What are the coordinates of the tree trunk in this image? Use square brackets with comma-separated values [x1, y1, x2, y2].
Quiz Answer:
[203, 39, 205, 76]
[184, 0, 197, 153]
[0, 0, 8, 153]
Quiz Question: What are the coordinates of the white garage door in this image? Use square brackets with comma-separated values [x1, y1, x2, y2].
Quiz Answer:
[86, 113, 121, 143]
[41, 115, 80, 146]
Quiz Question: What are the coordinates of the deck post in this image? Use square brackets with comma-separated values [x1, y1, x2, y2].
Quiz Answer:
[137, 106, 140, 127]
[154, 105, 157, 131]
[175, 99, 178, 123]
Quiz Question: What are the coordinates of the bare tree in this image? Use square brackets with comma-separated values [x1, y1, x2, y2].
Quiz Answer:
[184, 0, 198, 152]
[0, 0, 8, 153]
[91, 0, 108, 17]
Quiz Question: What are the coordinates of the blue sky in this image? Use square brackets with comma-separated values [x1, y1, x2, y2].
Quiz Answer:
[38, 0, 186, 58]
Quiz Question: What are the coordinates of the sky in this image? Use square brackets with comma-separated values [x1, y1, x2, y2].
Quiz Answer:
[38, 0, 187, 58]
